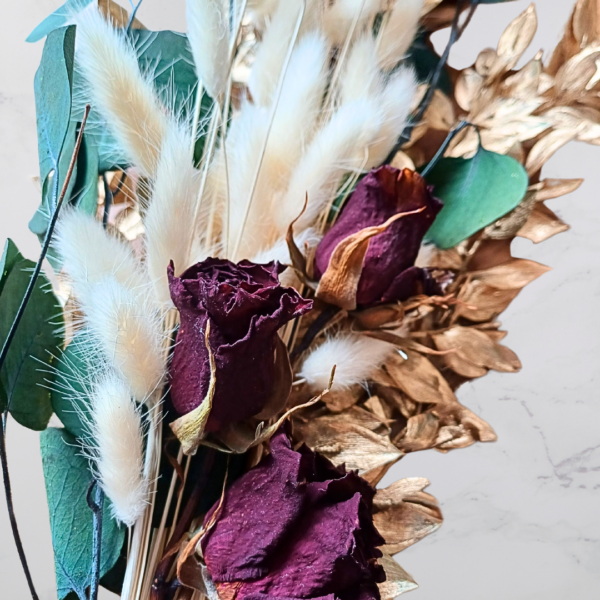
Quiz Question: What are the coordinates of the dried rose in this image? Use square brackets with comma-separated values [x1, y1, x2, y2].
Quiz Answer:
[201, 428, 386, 600]
[314, 167, 443, 307]
[168, 259, 312, 432]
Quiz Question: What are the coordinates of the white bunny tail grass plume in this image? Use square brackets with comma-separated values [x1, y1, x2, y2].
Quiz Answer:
[247, 0, 281, 29]
[80, 277, 165, 401]
[323, 0, 384, 47]
[248, 0, 321, 106]
[339, 33, 382, 105]
[88, 373, 148, 526]
[145, 124, 200, 306]
[277, 99, 381, 234]
[299, 333, 394, 391]
[364, 67, 417, 168]
[54, 209, 146, 292]
[378, 0, 424, 71]
[186, 0, 230, 101]
[74, 6, 168, 176]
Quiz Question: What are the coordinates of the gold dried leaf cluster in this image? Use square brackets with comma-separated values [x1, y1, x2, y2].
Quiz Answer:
[283, 1, 600, 565]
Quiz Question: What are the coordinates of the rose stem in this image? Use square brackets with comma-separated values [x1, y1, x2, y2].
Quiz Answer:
[383, 0, 479, 164]
[0, 105, 90, 600]
[150, 449, 216, 600]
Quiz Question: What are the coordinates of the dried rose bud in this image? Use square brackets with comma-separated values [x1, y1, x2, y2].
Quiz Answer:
[168, 259, 312, 432]
[315, 166, 443, 307]
[201, 428, 386, 600]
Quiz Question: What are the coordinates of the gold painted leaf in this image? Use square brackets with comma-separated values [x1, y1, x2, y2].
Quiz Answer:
[373, 478, 443, 554]
[470, 258, 551, 290]
[432, 326, 521, 377]
[397, 413, 440, 452]
[377, 554, 418, 599]
[517, 202, 570, 243]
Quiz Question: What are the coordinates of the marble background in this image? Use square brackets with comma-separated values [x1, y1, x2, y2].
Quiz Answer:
[1, 1, 598, 598]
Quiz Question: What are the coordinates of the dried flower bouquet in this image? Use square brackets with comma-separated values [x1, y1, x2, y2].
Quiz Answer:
[1, 0, 598, 599]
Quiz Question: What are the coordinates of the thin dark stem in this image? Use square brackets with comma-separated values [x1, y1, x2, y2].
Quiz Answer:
[0, 414, 39, 600]
[150, 449, 216, 600]
[0, 105, 90, 600]
[87, 480, 104, 600]
[0, 105, 91, 388]
[421, 120, 472, 177]
[383, 0, 480, 164]
[291, 305, 341, 364]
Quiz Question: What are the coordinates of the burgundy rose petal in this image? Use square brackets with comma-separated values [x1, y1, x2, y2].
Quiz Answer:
[201, 433, 307, 582]
[203, 429, 385, 600]
[168, 259, 312, 430]
[314, 167, 443, 307]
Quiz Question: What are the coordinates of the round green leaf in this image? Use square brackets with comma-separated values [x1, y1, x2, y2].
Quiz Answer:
[424, 147, 529, 249]
[41, 428, 125, 600]
[0, 259, 64, 430]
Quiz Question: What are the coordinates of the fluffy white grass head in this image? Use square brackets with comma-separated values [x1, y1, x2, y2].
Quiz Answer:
[340, 34, 382, 105]
[186, 0, 230, 101]
[224, 31, 330, 260]
[73, 6, 168, 177]
[277, 98, 382, 234]
[144, 124, 200, 307]
[323, 0, 384, 47]
[54, 209, 145, 292]
[364, 67, 417, 167]
[248, 0, 321, 107]
[79, 277, 165, 401]
[88, 373, 148, 526]
[299, 333, 394, 391]
[247, 0, 281, 28]
[378, 0, 424, 71]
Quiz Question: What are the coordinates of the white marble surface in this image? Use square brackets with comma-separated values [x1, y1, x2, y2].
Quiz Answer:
[1, 1, 599, 599]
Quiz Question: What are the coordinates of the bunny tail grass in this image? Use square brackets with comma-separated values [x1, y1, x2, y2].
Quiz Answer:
[74, 6, 168, 177]
[378, 0, 424, 71]
[299, 333, 394, 391]
[186, 0, 230, 101]
[145, 125, 201, 307]
[88, 373, 148, 527]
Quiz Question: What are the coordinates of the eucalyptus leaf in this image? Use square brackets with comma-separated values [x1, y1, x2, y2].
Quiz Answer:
[0, 239, 23, 295]
[0, 257, 63, 430]
[51, 330, 97, 440]
[41, 428, 125, 600]
[26, 0, 93, 43]
[30, 26, 76, 240]
[408, 33, 452, 95]
[72, 132, 99, 216]
[424, 146, 529, 249]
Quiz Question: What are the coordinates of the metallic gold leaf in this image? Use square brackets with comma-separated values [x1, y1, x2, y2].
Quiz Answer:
[517, 202, 570, 243]
[488, 4, 538, 80]
[397, 413, 440, 452]
[377, 554, 418, 599]
[294, 407, 403, 478]
[432, 326, 521, 378]
[470, 258, 551, 290]
[373, 478, 443, 554]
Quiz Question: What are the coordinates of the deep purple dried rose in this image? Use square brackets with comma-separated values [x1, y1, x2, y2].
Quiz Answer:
[314, 166, 443, 307]
[168, 259, 312, 432]
[201, 428, 385, 600]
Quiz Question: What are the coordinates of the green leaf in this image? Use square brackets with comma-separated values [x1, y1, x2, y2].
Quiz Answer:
[0, 239, 23, 296]
[51, 330, 97, 439]
[0, 258, 64, 430]
[72, 132, 99, 216]
[26, 0, 93, 43]
[424, 146, 529, 249]
[31, 26, 76, 240]
[41, 428, 126, 600]
[408, 33, 452, 96]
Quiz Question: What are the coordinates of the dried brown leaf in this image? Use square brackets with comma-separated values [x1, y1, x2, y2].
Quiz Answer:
[456, 280, 519, 322]
[353, 303, 405, 330]
[363, 395, 389, 421]
[323, 384, 362, 413]
[373, 478, 443, 554]
[534, 178, 583, 201]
